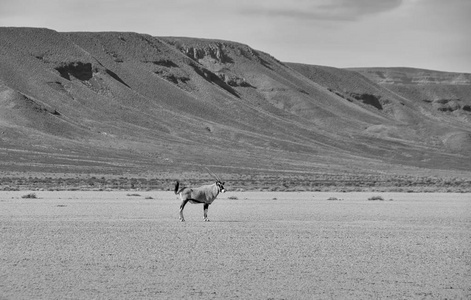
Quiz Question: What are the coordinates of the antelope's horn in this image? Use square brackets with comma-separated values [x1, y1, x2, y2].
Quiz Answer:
[204, 166, 221, 181]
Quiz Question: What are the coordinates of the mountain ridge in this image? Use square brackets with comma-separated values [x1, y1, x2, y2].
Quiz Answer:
[1, 27, 470, 187]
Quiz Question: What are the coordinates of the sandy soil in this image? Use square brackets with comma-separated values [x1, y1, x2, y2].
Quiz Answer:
[1, 191, 470, 299]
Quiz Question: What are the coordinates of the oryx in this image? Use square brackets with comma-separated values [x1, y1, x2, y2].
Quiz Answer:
[174, 180, 225, 222]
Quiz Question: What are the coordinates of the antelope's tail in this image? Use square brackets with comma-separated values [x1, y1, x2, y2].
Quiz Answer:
[174, 181, 180, 194]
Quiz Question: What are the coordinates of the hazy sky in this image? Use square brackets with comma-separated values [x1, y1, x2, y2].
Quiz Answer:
[1, 0, 470, 73]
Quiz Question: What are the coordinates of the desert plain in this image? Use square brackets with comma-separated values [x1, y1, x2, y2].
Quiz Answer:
[1, 190, 470, 299]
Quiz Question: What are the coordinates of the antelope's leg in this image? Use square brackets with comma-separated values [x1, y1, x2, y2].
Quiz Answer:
[203, 203, 210, 222]
[179, 199, 189, 222]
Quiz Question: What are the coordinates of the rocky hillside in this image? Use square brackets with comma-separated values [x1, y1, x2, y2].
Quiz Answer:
[1, 27, 470, 183]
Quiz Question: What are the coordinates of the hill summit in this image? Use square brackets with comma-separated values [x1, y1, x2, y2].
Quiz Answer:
[1, 27, 470, 188]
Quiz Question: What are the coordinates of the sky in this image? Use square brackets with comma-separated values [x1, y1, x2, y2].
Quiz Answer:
[1, 0, 470, 73]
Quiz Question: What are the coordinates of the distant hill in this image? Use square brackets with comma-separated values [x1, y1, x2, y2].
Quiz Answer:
[1, 27, 470, 187]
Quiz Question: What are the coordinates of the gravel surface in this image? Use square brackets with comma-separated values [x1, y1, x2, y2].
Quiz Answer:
[1, 191, 470, 299]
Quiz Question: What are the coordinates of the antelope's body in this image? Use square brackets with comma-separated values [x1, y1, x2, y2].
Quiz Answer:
[175, 180, 225, 222]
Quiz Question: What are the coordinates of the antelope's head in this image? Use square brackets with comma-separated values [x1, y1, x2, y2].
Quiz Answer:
[216, 180, 226, 193]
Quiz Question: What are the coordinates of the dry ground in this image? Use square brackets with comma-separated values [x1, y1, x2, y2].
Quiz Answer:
[1, 191, 470, 299]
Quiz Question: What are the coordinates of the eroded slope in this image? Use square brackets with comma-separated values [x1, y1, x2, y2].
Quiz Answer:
[1, 27, 470, 178]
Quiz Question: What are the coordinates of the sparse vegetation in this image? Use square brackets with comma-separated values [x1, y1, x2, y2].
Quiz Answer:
[327, 197, 342, 201]
[368, 195, 384, 201]
[1, 173, 471, 192]
[227, 196, 238, 200]
[126, 193, 141, 197]
[21, 193, 37, 199]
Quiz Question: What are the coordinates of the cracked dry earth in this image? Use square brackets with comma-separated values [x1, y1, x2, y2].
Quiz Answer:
[1, 191, 470, 299]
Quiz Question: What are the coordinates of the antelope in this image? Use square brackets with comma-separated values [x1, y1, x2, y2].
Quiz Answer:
[174, 180, 225, 222]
